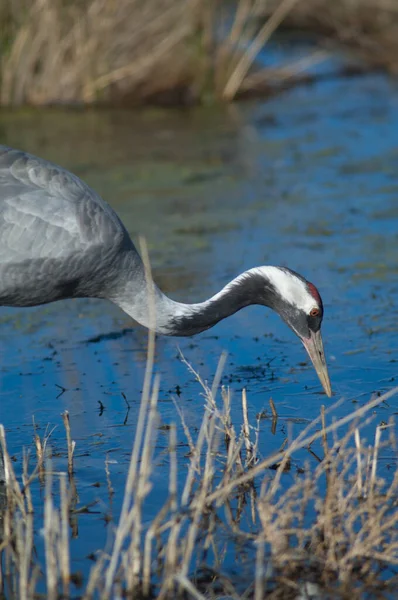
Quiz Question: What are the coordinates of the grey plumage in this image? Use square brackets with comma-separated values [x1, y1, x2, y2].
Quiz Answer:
[0, 146, 134, 305]
[0, 145, 332, 396]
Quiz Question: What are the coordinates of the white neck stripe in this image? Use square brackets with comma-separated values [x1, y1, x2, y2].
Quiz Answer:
[248, 266, 318, 312]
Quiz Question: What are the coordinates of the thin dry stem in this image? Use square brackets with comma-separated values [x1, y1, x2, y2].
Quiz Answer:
[269, 397, 278, 419]
[59, 473, 70, 597]
[44, 458, 57, 600]
[242, 388, 255, 466]
[62, 410, 75, 476]
[222, 0, 302, 100]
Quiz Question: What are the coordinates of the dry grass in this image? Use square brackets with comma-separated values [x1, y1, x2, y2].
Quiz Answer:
[0, 357, 397, 598]
[257, 0, 398, 74]
[0, 0, 324, 107]
[0, 0, 196, 106]
[2, 0, 398, 107]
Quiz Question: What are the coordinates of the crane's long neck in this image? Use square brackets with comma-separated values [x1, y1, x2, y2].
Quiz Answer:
[111, 262, 277, 337]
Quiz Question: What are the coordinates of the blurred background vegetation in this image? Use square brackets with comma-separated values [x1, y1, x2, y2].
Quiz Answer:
[1, 0, 398, 108]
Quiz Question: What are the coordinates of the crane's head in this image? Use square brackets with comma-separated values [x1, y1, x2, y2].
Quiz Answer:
[252, 266, 332, 397]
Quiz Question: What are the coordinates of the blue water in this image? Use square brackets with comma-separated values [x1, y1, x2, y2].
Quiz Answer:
[0, 65, 397, 590]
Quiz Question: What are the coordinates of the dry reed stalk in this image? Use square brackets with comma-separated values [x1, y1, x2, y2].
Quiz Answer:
[15, 452, 34, 600]
[21, 451, 33, 514]
[222, 0, 302, 100]
[369, 424, 382, 497]
[33, 422, 57, 484]
[269, 397, 278, 420]
[179, 412, 216, 578]
[126, 375, 161, 592]
[215, 0, 264, 96]
[223, 397, 245, 479]
[62, 410, 75, 476]
[33, 432, 44, 480]
[159, 413, 214, 597]
[44, 458, 57, 600]
[142, 425, 177, 596]
[242, 388, 254, 466]
[221, 386, 232, 443]
[1, 0, 196, 106]
[354, 427, 363, 496]
[254, 532, 266, 600]
[174, 573, 207, 599]
[177, 353, 229, 507]
[168, 424, 178, 513]
[172, 398, 196, 456]
[239, 48, 329, 97]
[0, 425, 25, 514]
[269, 397, 278, 435]
[210, 350, 228, 401]
[104, 452, 115, 511]
[181, 406, 209, 507]
[59, 473, 70, 597]
[180, 351, 232, 439]
[321, 404, 328, 456]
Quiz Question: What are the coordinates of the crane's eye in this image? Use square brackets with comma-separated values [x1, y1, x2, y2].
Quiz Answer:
[309, 308, 320, 317]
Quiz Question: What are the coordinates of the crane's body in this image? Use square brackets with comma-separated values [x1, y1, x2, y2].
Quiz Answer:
[0, 145, 331, 396]
[0, 146, 136, 307]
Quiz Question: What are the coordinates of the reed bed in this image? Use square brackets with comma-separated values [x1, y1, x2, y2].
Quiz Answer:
[257, 0, 398, 73]
[2, 0, 398, 108]
[2, 0, 398, 107]
[0, 360, 397, 598]
[0, 0, 325, 107]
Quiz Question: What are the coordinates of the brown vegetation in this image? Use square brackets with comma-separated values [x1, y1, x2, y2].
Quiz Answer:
[1, 0, 398, 107]
[0, 0, 325, 107]
[257, 0, 398, 73]
[0, 354, 397, 598]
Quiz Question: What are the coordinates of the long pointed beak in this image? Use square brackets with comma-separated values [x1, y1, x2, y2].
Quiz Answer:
[302, 330, 332, 397]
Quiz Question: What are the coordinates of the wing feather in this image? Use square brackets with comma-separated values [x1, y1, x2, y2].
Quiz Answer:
[0, 146, 126, 263]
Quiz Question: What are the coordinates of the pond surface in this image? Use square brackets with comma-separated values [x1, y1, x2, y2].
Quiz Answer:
[0, 52, 398, 590]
